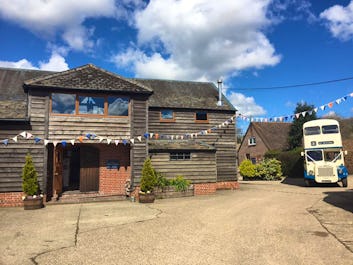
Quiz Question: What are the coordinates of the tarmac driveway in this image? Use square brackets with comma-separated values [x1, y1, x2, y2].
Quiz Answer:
[1, 177, 352, 265]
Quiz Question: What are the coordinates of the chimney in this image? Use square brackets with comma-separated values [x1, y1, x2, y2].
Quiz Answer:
[217, 79, 223, 106]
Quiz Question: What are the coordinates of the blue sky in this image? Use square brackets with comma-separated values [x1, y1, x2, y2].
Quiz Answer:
[1, 1, 353, 133]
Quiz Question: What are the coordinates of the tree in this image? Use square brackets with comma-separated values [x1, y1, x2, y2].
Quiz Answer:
[140, 158, 157, 192]
[288, 102, 317, 150]
[22, 153, 39, 196]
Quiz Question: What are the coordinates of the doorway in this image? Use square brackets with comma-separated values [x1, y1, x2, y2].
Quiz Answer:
[57, 145, 100, 193]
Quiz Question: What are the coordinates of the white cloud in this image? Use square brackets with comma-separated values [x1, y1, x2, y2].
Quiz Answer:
[0, 0, 117, 51]
[0, 53, 69, 71]
[228, 92, 266, 116]
[113, 0, 281, 81]
[320, 1, 353, 41]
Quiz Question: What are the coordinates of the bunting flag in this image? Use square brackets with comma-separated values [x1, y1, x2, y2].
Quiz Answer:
[1, 91, 353, 147]
[20, 131, 27, 138]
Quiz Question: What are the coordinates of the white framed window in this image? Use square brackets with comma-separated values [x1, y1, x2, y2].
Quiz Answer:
[248, 137, 256, 146]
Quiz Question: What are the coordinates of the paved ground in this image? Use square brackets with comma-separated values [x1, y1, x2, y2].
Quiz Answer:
[1, 176, 353, 265]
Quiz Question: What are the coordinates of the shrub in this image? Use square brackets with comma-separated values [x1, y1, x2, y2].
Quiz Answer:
[140, 158, 157, 192]
[155, 171, 170, 189]
[22, 153, 39, 196]
[255, 158, 283, 180]
[239, 159, 256, 178]
[169, 175, 191, 192]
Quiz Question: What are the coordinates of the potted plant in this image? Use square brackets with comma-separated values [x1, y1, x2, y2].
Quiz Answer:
[139, 158, 157, 203]
[22, 153, 44, 210]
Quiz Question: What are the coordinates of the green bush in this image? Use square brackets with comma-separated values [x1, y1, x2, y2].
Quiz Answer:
[22, 153, 39, 196]
[265, 148, 303, 178]
[140, 158, 158, 192]
[239, 159, 256, 178]
[155, 171, 170, 189]
[255, 158, 283, 180]
[169, 175, 191, 192]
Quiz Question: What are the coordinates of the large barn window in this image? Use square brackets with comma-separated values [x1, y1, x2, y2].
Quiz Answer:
[52, 93, 76, 114]
[51, 93, 129, 117]
[170, 152, 191, 161]
[79, 96, 105, 115]
[108, 97, 129, 116]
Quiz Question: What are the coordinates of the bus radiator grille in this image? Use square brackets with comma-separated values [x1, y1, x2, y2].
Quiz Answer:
[317, 167, 334, 177]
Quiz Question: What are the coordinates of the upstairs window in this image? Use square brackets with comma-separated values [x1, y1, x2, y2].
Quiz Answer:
[51, 93, 129, 117]
[195, 111, 208, 123]
[304, 126, 320, 136]
[322, 125, 339, 134]
[248, 137, 256, 146]
[160, 109, 175, 122]
[79, 96, 104, 115]
[52, 93, 76, 114]
[170, 152, 191, 161]
[108, 97, 129, 116]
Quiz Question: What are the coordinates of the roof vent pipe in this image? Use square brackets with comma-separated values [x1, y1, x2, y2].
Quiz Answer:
[217, 79, 223, 106]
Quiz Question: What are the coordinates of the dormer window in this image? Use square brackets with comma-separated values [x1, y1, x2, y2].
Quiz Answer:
[248, 137, 256, 146]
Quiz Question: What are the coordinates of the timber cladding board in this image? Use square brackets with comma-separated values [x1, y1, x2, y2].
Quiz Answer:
[150, 152, 217, 183]
[0, 94, 47, 192]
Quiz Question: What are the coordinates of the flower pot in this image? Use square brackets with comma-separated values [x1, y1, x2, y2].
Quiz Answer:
[23, 196, 44, 210]
[138, 193, 155, 203]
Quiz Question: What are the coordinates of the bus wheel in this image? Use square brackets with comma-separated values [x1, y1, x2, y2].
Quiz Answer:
[304, 179, 311, 187]
[342, 178, 348, 188]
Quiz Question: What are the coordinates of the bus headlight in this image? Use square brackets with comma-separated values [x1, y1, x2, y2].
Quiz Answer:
[309, 170, 314, 176]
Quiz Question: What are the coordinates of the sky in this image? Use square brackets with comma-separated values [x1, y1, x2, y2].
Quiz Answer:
[1, 0, 353, 134]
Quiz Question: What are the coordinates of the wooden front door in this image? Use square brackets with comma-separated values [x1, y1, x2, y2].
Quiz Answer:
[53, 145, 63, 197]
[80, 146, 99, 192]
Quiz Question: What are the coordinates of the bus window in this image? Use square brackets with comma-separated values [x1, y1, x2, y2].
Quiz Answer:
[306, 150, 322, 162]
[324, 151, 341, 162]
[304, 126, 320, 135]
[322, 125, 339, 134]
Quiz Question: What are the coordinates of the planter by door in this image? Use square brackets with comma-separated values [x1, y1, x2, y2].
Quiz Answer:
[23, 196, 44, 210]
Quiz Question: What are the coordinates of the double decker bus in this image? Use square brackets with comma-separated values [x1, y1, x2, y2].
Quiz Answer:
[302, 119, 348, 187]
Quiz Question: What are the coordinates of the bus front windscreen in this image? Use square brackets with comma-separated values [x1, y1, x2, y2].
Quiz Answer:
[306, 150, 323, 162]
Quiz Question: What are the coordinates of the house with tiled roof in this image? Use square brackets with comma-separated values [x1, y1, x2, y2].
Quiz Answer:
[0, 64, 238, 207]
[238, 122, 291, 164]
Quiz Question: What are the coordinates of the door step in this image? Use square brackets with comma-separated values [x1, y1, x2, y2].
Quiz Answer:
[47, 192, 126, 204]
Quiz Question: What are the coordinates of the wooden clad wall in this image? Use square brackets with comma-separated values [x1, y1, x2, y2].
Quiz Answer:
[130, 98, 148, 186]
[150, 151, 217, 183]
[0, 91, 48, 192]
[148, 109, 237, 182]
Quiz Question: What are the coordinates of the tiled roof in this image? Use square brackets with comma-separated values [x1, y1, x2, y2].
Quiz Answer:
[251, 122, 291, 151]
[149, 140, 216, 151]
[0, 68, 53, 119]
[25, 64, 152, 94]
[133, 79, 235, 111]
